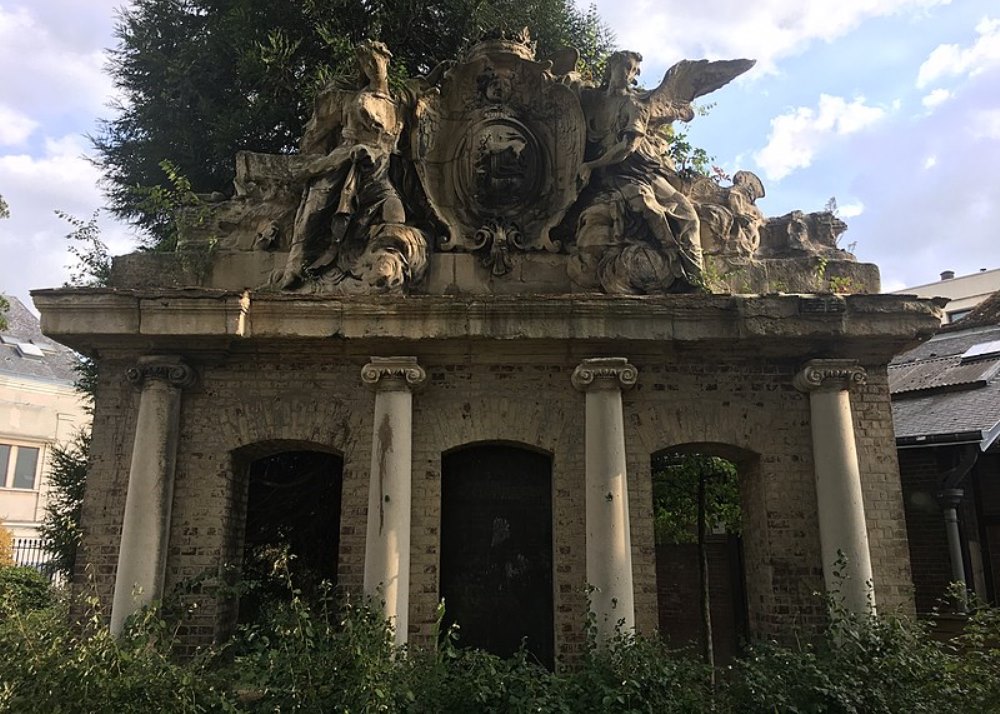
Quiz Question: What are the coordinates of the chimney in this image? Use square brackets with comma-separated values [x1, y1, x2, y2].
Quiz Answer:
[940, 270, 955, 281]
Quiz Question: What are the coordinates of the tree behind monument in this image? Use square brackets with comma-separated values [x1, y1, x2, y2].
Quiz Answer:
[94, 0, 614, 245]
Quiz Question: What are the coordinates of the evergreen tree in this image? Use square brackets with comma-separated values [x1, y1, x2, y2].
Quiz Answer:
[93, 0, 614, 246]
[39, 431, 90, 578]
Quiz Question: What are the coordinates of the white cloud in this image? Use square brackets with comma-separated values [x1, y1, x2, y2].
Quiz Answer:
[921, 88, 952, 109]
[923, 154, 938, 169]
[592, 0, 951, 74]
[838, 201, 865, 218]
[969, 108, 1000, 139]
[753, 95, 887, 180]
[0, 4, 120, 124]
[0, 105, 38, 146]
[0, 134, 136, 307]
[916, 16, 1000, 88]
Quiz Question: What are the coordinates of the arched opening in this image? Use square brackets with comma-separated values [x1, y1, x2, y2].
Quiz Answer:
[234, 445, 344, 625]
[440, 442, 554, 668]
[652, 444, 751, 664]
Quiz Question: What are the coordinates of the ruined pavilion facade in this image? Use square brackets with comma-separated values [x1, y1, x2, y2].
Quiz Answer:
[35, 34, 941, 661]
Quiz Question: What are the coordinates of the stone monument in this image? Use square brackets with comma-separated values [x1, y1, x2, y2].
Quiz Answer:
[35, 31, 941, 662]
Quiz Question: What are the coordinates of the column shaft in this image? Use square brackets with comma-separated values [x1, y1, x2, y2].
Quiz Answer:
[361, 357, 425, 646]
[111, 359, 192, 635]
[573, 357, 637, 644]
[796, 360, 875, 615]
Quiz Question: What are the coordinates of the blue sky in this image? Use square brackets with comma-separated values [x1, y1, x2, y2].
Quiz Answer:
[1, 0, 998, 310]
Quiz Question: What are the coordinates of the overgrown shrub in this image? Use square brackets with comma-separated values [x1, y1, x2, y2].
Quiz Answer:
[1, 569, 999, 713]
[0, 565, 53, 615]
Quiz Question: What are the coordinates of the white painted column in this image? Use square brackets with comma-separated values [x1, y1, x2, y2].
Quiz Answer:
[572, 357, 638, 644]
[360, 356, 426, 646]
[794, 359, 875, 615]
[111, 356, 195, 635]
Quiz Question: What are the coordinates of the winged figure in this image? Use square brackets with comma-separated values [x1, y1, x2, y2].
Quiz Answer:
[570, 52, 754, 294]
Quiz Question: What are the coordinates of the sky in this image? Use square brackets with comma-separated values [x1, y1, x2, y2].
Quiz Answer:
[1, 0, 998, 312]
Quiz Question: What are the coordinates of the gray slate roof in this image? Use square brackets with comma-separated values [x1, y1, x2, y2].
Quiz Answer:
[889, 297, 1000, 449]
[0, 295, 78, 385]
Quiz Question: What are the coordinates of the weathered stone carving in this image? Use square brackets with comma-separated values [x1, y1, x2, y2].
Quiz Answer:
[568, 53, 754, 294]
[361, 356, 428, 391]
[571, 357, 638, 391]
[793, 359, 868, 393]
[759, 210, 851, 259]
[412, 29, 586, 273]
[126, 32, 882, 298]
[689, 170, 765, 257]
[279, 41, 429, 291]
[125, 357, 196, 389]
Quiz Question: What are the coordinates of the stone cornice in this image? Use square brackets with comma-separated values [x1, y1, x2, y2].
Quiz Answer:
[793, 359, 867, 393]
[361, 356, 427, 392]
[572, 358, 638, 392]
[125, 356, 196, 389]
[31, 290, 944, 362]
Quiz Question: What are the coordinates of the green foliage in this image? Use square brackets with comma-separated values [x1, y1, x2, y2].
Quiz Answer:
[0, 584, 235, 713]
[0, 193, 9, 219]
[726, 599, 1000, 713]
[94, 0, 615, 245]
[38, 431, 90, 579]
[0, 294, 9, 332]
[0, 565, 54, 615]
[59, 211, 112, 288]
[2, 568, 1000, 713]
[652, 454, 741, 545]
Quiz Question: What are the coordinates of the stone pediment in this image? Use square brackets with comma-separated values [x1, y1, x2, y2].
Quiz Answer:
[121, 32, 880, 298]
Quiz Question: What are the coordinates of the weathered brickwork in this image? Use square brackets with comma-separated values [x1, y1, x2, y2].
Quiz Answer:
[75, 343, 914, 657]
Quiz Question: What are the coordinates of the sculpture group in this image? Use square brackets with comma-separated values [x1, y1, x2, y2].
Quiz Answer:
[196, 31, 854, 295]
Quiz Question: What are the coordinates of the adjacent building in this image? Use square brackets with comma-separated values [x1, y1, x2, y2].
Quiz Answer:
[0, 295, 88, 542]
[890, 291, 1000, 611]
[892, 268, 1000, 324]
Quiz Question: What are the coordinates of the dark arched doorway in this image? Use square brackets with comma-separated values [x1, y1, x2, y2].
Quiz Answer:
[440, 443, 554, 668]
[238, 449, 343, 624]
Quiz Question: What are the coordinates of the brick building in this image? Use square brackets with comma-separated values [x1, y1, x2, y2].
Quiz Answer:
[891, 291, 1000, 612]
[34, 288, 941, 661]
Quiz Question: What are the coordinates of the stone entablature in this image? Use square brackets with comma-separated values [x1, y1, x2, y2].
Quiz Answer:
[35, 290, 940, 356]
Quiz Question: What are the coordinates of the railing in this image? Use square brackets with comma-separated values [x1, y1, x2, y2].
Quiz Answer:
[11, 538, 63, 586]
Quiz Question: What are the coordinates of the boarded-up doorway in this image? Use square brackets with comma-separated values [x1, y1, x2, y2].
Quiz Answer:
[440, 444, 554, 668]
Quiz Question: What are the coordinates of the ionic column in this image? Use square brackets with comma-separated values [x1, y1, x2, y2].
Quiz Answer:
[360, 356, 426, 646]
[111, 356, 195, 635]
[572, 357, 638, 643]
[794, 359, 875, 614]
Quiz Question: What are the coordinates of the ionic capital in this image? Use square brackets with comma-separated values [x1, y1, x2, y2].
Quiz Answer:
[793, 359, 867, 393]
[572, 357, 638, 392]
[125, 356, 196, 389]
[361, 356, 427, 392]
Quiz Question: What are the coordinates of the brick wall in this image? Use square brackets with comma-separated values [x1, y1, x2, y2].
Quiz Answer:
[75, 344, 914, 656]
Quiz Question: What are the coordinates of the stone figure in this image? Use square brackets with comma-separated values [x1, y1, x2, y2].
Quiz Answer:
[691, 170, 766, 257]
[279, 41, 427, 291]
[758, 210, 851, 259]
[570, 53, 754, 294]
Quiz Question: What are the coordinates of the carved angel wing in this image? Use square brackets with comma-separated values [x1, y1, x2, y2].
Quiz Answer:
[543, 47, 580, 76]
[642, 58, 755, 127]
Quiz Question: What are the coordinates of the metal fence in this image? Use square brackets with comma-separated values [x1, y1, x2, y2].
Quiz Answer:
[11, 538, 63, 586]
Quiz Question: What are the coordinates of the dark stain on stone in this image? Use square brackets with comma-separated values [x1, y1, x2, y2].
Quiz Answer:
[377, 411, 394, 535]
